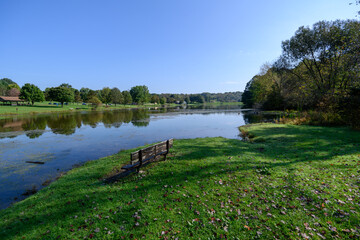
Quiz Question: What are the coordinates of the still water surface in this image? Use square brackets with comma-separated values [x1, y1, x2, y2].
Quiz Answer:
[0, 105, 276, 209]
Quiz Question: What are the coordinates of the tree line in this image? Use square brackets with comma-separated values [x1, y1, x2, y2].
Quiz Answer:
[0, 81, 151, 107]
[0, 78, 242, 106]
[154, 92, 242, 104]
[242, 19, 360, 127]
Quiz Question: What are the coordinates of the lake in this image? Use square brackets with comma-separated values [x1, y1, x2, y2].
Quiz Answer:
[0, 105, 277, 209]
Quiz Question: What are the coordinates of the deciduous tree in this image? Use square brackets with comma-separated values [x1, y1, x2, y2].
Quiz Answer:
[110, 87, 123, 106]
[278, 19, 360, 106]
[150, 94, 160, 104]
[122, 90, 132, 105]
[88, 96, 102, 108]
[99, 87, 112, 105]
[19, 83, 45, 105]
[74, 89, 82, 103]
[47, 87, 74, 107]
[130, 85, 150, 104]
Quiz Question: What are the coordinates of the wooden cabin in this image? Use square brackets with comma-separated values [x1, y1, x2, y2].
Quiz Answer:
[0, 96, 25, 106]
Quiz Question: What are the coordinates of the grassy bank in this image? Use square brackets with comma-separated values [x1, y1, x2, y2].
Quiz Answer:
[0, 102, 244, 120]
[0, 102, 163, 119]
[1, 124, 359, 239]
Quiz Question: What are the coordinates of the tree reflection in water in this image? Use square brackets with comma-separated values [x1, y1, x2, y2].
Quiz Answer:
[0, 105, 272, 140]
[0, 108, 152, 139]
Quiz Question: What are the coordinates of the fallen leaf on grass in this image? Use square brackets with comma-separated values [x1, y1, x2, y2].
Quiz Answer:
[244, 225, 251, 230]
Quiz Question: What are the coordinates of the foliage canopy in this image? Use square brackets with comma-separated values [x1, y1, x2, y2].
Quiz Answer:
[19, 83, 45, 105]
[130, 85, 150, 104]
[47, 87, 75, 107]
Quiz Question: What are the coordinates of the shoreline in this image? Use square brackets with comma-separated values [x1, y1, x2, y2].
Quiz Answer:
[0, 103, 161, 120]
[1, 123, 359, 239]
[0, 102, 243, 120]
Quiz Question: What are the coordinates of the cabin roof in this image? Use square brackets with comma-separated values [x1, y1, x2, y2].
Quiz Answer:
[0, 96, 25, 102]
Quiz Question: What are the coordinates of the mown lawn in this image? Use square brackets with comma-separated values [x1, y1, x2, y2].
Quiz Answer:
[0, 102, 243, 120]
[0, 123, 359, 239]
[0, 102, 158, 119]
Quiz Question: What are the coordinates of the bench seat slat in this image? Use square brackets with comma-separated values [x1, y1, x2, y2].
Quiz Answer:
[122, 159, 152, 170]
[121, 163, 139, 170]
[126, 151, 168, 169]
[124, 139, 173, 170]
[122, 154, 161, 170]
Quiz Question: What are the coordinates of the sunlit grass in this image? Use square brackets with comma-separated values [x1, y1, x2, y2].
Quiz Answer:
[0, 102, 161, 119]
[0, 123, 359, 239]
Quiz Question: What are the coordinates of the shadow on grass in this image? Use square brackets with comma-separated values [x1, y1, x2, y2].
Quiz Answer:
[1, 124, 360, 239]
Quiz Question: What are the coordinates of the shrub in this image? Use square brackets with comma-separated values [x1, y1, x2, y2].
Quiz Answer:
[88, 96, 102, 109]
[277, 110, 345, 126]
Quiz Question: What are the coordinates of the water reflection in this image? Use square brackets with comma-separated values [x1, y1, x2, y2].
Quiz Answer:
[1, 106, 281, 141]
[242, 110, 280, 124]
[0, 104, 280, 209]
[0, 109, 151, 139]
[0, 106, 248, 139]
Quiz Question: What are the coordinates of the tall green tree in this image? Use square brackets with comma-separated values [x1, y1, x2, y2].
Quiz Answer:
[74, 89, 82, 103]
[44, 88, 51, 101]
[59, 83, 73, 89]
[242, 18, 360, 127]
[150, 94, 160, 104]
[88, 90, 97, 100]
[201, 92, 211, 102]
[241, 79, 255, 108]
[47, 87, 74, 107]
[80, 88, 91, 102]
[7, 83, 20, 90]
[277, 19, 360, 107]
[130, 85, 150, 104]
[190, 94, 205, 103]
[110, 87, 123, 106]
[19, 83, 45, 105]
[99, 87, 112, 105]
[122, 90, 132, 105]
[160, 97, 167, 104]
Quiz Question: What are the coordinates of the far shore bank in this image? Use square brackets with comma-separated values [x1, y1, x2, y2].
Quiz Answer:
[0, 102, 243, 120]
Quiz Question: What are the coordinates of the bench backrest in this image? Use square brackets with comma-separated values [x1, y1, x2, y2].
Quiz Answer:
[131, 139, 173, 164]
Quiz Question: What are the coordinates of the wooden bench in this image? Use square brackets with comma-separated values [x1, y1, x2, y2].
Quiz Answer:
[121, 139, 173, 172]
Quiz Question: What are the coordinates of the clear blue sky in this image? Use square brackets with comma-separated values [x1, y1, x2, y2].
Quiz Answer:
[0, 0, 357, 94]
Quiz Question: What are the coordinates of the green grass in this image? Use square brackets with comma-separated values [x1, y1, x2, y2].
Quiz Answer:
[1, 123, 359, 239]
[0, 102, 162, 119]
[0, 102, 243, 120]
